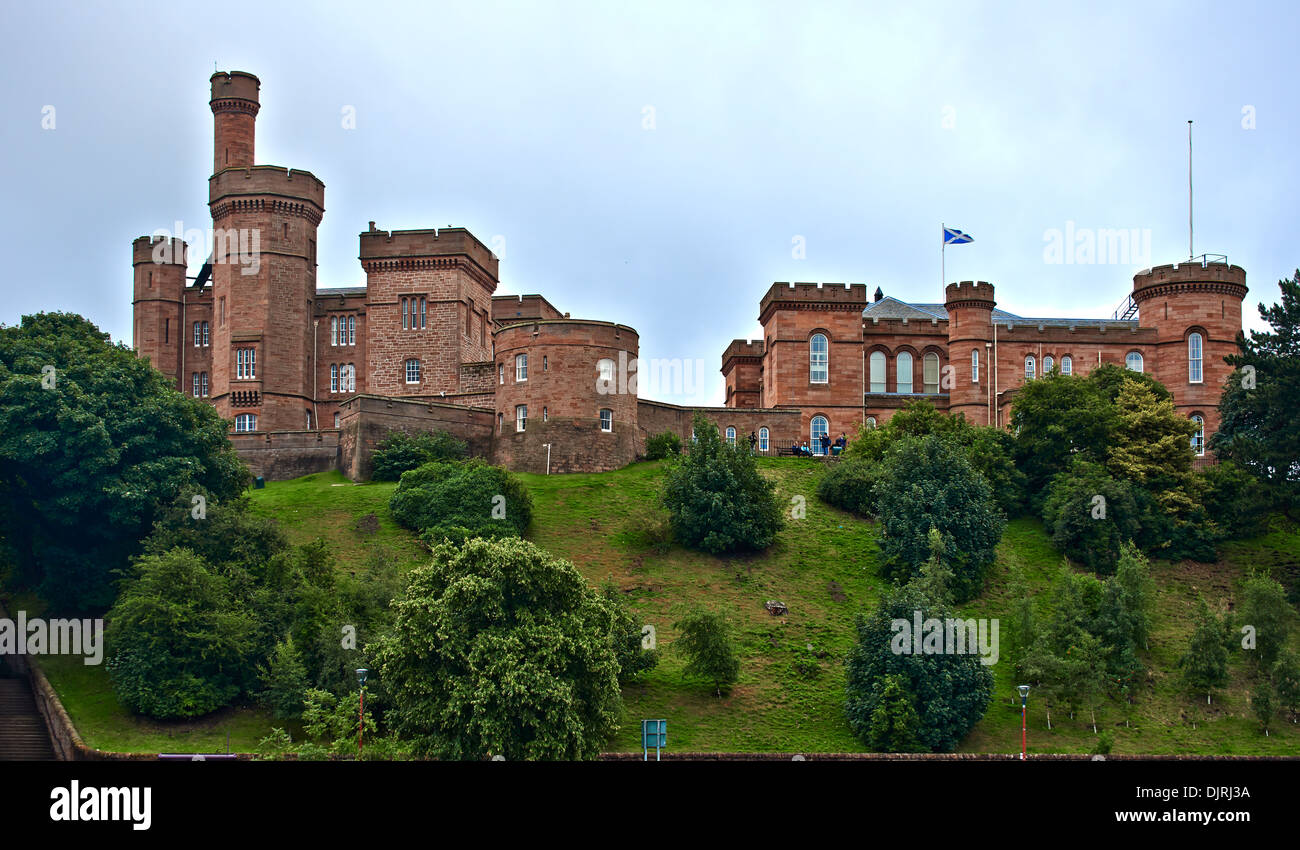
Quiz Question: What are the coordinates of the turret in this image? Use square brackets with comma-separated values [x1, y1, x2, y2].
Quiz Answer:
[210, 71, 260, 174]
[944, 281, 996, 424]
[131, 235, 188, 388]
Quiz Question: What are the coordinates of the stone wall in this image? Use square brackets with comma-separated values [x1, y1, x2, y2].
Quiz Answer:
[338, 394, 494, 481]
[229, 430, 340, 480]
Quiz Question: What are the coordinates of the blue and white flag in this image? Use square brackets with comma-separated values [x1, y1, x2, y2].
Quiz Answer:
[943, 227, 974, 245]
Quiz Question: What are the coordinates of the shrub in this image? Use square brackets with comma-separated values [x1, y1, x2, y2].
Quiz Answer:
[816, 458, 879, 516]
[389, 459, 532, 542]
[601, 582, 659, 682]
[106, 548, 257, 719]
[1040, 460, 1143, 573]
[1198, 460, 1272, 540]
[258, 635, 311, 720]
[661, 412, 783, 554]
[371, 430, 468, 481]
[644, 431, 682, 460]
[674, 607, 740, 696]
[873, 434, 1004, 601]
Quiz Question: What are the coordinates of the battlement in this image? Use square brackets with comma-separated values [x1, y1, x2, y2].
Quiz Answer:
[721, 339, 764, 372]
[1132, 259, 1247, 302]
[210, 71, 261, 111]
[492, 293, 565, 322]
[208, 166, 326, 207]
[494, 318, 638, 349]
[359, 223, 499, 280]
[132, 235, 187, 266]
[944, 280, 996, 307]
[759, 282, 867, 318]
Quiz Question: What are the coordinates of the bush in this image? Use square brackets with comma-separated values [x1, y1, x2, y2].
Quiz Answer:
[873, 434, 1005, 602]
[106, 548, 257, 719]
[1198, 460, 1272, 540]
[371, 430, 468, 481]
[1041, 460, 1143, 573]
[258, 635, 311, 720]
[389, 459, 532, 542]
[816, 458, 879, 516]
[662, 412, 783, 554]
[674, 608, 740, 696]
[644, 431, 682, 461]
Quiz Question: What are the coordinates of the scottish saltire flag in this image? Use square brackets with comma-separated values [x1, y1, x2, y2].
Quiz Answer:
[943, 227, 974, 245]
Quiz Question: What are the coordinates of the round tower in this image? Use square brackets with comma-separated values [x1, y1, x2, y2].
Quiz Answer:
[1131, 259, 1247, 451]
[131, 235, 188, 388]
[943, 281, 996, 425]
[492, 320, 640, 474]
[210, 71, 260, 175]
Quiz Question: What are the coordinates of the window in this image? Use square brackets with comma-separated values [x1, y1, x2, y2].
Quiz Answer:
[869, 351, 886, 393]
[195, 322, 202, 347]
[923, 352, 939, 394]
[402, 299, 409, 330]
[333, 412, 340, 428]
[896, 352, 913, 393]
[203, 322, 209, 347]
[420, 298, 427, 329]
[516, 353, 528, 382]
[331, 317, 338, 346]
[1024, 355, 1036, 382]
[543, 355, 548, 372]
[811, 415, 829, 455]
[516, 404, 527, 432]
[1191, 414, 1205, 456]
[306, 409, 312, 429]
[809, 333, 828, 383]
[1061, 355, 1073, 376]
[971, 349, 980, 383]
[348, 316, 356, 346]
[758, 427, 769, 451]
[347, 364, 355, 392]
[219, 296, 226, 327]
[234, 413, 257, 432]
[1126, 351, 1144, 373]
[543, 406, 548, 422]
[1188, 332, 1203, 383]
[725, 426, 736, 446]
[201, 372, 208, 397]
[497, 412, 503, 432]
[600, 408, 613, 432]
[330, 364, 339, 393]
[866, 416, 877, 428]
[405, 358, 420, 384]
[164, 318, 169, 343]
[598, 359, 615, 384]
[236, 348, 256, 379]
[192, 373, 200, 397]
[499, 363, 505, 385]
[1044, 355, 1054, 373]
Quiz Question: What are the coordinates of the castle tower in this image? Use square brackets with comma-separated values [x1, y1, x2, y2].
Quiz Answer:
[944, 281, 996, 425]
[207, 70, 325, 432]
[131, 235, 188, 390]
[1131, 259, 1247, 452]
[721, 339, 763, 408]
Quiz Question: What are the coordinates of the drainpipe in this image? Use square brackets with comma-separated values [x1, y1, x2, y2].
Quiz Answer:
[180, 290, 187, 395]
[312, 319, 319, 430]
[985, 341, 992, 426]
[993, 321, 1000, 428]
[544, 443, 551, 475]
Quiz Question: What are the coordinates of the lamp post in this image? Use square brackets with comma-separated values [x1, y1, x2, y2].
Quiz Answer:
[1018, 684, 1030, 760]
[356, 668, 368, 756]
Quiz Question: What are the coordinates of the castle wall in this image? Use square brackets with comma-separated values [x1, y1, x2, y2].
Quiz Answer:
[338, 395, 494, 481]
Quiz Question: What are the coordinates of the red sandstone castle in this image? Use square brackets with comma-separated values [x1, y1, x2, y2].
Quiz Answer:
[132, 71, 1245, 478]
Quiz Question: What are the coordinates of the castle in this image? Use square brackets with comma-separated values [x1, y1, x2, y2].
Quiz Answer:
[132, 71, 1245, 479]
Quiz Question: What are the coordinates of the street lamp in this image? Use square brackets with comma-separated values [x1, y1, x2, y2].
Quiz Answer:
[356, 668, 368, 756]
[1017, 684, 1030, 760]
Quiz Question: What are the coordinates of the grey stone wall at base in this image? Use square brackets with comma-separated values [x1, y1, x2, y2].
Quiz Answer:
[229, 430, 340, 480]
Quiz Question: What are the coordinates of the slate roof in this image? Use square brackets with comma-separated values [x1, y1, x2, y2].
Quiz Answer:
[863, 296, 1138, 330]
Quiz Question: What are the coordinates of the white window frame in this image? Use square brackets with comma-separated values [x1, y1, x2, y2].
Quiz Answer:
[499, 363, 505, 385]
[1044, 355, 1054, 374]
[193, 372, 200, 397]
[201, 372, 208, 397]
[331, 364, 339, 393]
[600, 408, 613, 432]
[896, 352, 913, 393]
[725, 426, 736, 446]
[758, 427, 769, 451]
[811, 415, 829, 455]
[869, 351, 886, 393]
[1191, 414, 1205, 456]
[1126, 351, 1144, 373]
[402, 298, 409, 330]
[234, 413, 257, 433]
[1024, 355, 1035, 382]
[809, 333, 828, 384]
[1188, 332, 1203, 383]
[194, 322, 202, 347]
[331, 317, 338, 346]
[923, 352, 939, 394]
[516, 353, 528, 382]
[971, 349, 979, 383]
[1061, 355, 1072, 376]
[348, 316, 356, 346]
[516, 404, 527, 432]
[405, 358, 420, 384]
[598, 359, 615, 384]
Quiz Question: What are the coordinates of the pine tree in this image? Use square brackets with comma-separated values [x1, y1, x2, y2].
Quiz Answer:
[867, 674, 923, 752]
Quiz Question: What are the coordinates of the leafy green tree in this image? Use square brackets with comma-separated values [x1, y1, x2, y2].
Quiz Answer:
[1212, 272, 1300, 510]
[1106, 379, 1199, 516]
[0, 312, 247, 612]
[1179, 598, 1230, 704]
[1237, 574, 1292, 670]
[1040, 459, 1142, 573]
[867, 674, 923, 752]
[258, 635, 311, 720]
[1251, 680, 1277, 735]
[1272, 650, 1300, 724]
[389, 459, 533, 543]
[1010, 371, 1115, 507]
[1197, 460, 1273, 540]
[674, 607, 740, 696]
[1113, 542, 1155, 651]
[643, 431, 682, 460]
[105, 548, 257, 718]
[1006, 568, 1037, 676]
[370, 430, 468, 481]
[873, 434, 1005, 601]
[661, 412, 783, 554]
[845, 581, 994, 752]
[600, 582, 658, 682]
[372, 537, 623, 760]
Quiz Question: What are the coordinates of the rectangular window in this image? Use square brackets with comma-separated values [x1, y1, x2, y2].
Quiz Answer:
[543, 406, 548, 422]
[203, 322, 209, 346]
[516, 404, 527, 432]
[219, 297, 226, 327]
[499, 364, 505, 385]
[201, 372, 208, 397]
[923, 354, 939, 394]
[543, 355, 548, 372]
[331, 364, 338, 393]
[334, 412, 340, 428]
[195, 322, 202, 347]
[164, 318, 169, 344]
[236, 348, 256, 379]
[600, 409, 613, 432]
[516, 353, 528, 382]
[405, 359, 420, 384]
[971, 349, 980, 383]
[234, 413, 257, 432]
[420, 298, 427, 330]
[193, 373, 200, 397]
[348, 316, 356, 346]
[332, 317, 338, 346]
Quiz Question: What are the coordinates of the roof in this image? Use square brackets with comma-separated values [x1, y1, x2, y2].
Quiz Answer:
[863, 296, 1138, 329]
[316, 286, 367, 297]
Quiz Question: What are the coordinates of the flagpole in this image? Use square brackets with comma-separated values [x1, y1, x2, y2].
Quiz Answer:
[941, 222, 945, 302]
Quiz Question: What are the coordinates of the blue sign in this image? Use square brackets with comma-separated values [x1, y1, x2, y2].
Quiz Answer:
[641, 719, 667, 761]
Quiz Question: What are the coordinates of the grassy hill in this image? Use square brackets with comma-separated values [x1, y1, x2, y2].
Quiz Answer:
[38, 460, 1300, 755]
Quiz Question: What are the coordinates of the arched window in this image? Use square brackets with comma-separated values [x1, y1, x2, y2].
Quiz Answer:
[600, 409, 613, 432]
[971, 349, 979, 383]
[1024, 355, 1036, 381]
[331, 317, 338, 346]
[809, 334, 828, 383]
[1188, 332, 1203, 383]
[758, 427, 769, 452]
[923, 352, 940, 393]
[896, 352, 913, 393]
[1126, 351, 1143, 373]
[1043, 355, 1054, 373]
[869, 351, 886, 393]
[725, 426, 736, 446]
[810, 415, 829, 455]
[1190, 415, 1205, 456]
[1061, 355, 1073, 376]
[866, 416, 877, 428]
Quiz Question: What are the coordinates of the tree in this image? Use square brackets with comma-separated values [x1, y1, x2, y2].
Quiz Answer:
[1040, 459, 1142, 573]
[601, 582, 658, 682]
[661, 412, 783, 554]
[389, 459, 533, 543]
[674, 608, 740, 696]
[370, 430, 468, 481]
[1237, 575, 1292, 670]
[873, 434, 1005, 601]
[1179, 599, 1230, 704]
[1272, 651, 1300, 724]
[105, 548, 257, 719]
[1010, 371, 1115, 507]
[1106, 379, 1199, 517]
[0, 312, 248, 612]
[643, 431, 682, 460]
[1212, 272, 1300, 510]
[258, 635, 311, 720]
[1113, 542, 1155, 651]
[1251, 680, 1276, 735]
[867, 674, 923, 752]
[372, 537, 622, 760]
[845, 581, 993, 752]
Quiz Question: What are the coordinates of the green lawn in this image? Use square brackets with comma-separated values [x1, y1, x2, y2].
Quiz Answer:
[36, 459, 1300, 756]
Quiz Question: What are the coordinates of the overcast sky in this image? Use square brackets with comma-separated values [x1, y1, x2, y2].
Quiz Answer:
[1, 0, 1294, 405]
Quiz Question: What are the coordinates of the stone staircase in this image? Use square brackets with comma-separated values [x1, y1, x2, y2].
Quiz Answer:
[0, 664, 56, 760]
